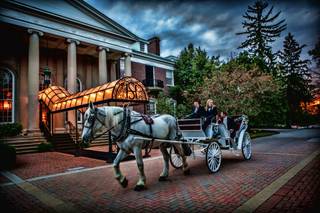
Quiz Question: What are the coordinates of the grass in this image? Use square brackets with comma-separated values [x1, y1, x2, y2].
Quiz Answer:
[249, 129, 279, 139]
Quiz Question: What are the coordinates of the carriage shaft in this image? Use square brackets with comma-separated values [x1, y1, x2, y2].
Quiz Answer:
[133, 136, 209, 146]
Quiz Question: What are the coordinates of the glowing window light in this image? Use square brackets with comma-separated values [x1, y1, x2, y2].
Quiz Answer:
[3, 100, 11, 110]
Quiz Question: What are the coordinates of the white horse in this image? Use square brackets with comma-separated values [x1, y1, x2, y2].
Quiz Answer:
[81, 102, 190, 191]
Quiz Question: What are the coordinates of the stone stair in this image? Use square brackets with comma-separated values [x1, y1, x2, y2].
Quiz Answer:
[49, 133, 109, 151]
[0, 135, 47, 154]
[50, 133, 77, 151]
[91, 134, 109, 147]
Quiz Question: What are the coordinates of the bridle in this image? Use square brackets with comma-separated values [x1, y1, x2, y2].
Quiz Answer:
[83, 107, 128, 142]
[84, 109, 105, 129]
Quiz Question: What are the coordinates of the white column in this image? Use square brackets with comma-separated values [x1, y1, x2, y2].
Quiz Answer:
[86, 56, 92, 88]
[98, 47, 109, 84]
[124, 53, 132, 76]
[54, 57, 64, 131]
[66, 38, 79, 126]
[27, 29, 43, 133]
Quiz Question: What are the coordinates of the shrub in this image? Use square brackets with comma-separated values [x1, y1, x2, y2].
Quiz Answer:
[0, 123, 23, 137]
[37, 142, 53, 152]
[0, 143, 16, 170]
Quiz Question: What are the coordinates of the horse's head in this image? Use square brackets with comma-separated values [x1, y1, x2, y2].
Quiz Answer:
[81, 102, 105, 144]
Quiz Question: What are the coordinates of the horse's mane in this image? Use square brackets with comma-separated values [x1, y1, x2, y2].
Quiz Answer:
[103, 106, 123, 127]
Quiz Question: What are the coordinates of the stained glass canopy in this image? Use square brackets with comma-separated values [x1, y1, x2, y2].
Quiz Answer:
[38, 77, 149, 113]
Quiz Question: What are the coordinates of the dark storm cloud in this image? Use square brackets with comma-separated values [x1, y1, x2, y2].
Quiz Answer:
[86, 0, 320, 60]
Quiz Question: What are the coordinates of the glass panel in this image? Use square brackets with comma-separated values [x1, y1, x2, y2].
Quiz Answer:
[104, 89, 112, 99]
[96, 92, 104, 102]
[82, 95, 89, 105]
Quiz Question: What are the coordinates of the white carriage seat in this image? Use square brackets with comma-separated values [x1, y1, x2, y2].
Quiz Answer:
[177, 118, 207, 140]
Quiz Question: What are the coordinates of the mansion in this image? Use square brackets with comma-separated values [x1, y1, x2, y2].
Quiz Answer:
[0, 0, 175, 133]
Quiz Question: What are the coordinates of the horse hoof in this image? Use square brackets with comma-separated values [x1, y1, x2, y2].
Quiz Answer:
[183, 169, 190, 176]
[134, 185, 145, 191]
[120, 177, 128, 188]
[158, 176, 168, 182]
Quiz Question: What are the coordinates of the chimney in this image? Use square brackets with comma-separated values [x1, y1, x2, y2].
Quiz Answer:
[147, 36, 160, 55]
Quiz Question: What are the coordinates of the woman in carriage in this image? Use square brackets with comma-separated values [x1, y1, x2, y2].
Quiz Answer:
[203, 99, 218, 138]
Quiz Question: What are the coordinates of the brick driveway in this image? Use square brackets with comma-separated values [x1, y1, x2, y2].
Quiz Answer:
[1, 128, 319, 212]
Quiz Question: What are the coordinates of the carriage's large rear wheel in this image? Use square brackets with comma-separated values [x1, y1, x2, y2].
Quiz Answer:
[206, 142, 222, 173]
[169, 145, 183, 169]
[242, 132, 252, 160]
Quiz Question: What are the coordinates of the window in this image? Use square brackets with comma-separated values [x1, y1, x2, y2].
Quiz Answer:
[147, 99, 157, 115]
[0, 69, 14, 123]
[140, 42, 145, 52]
[166, 70, 174, 86]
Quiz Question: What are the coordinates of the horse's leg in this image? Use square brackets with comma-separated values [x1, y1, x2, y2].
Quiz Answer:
[113, 149, 129, 188]
[174, 143, 190, 175]
[132, 145, 146, 191]
[159, 143, 170, 181]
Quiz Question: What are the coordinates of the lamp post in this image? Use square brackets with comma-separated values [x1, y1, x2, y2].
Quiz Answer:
[43, 66, 51, 86]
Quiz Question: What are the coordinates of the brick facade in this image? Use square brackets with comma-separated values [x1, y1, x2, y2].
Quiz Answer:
[147, 37, 160, 56]
[131, 62, 145, 82]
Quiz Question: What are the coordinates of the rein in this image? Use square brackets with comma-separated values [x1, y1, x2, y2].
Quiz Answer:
[84, 107, 159, 152]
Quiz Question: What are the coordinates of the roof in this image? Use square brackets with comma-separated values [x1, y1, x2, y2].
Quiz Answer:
[39, 77, 149, 113]
[4, 0, 143, 42]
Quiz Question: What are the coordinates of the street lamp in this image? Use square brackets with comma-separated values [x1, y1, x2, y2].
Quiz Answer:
[43, 66, 51, 86]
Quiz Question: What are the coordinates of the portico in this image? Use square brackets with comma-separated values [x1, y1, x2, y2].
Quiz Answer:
[0, 0, 175, 135]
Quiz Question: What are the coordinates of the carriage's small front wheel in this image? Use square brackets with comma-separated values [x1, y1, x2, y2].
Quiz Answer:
[242, 132, 252, 160]
[206, 142, 222, 173]
[169, 145, 183, 169]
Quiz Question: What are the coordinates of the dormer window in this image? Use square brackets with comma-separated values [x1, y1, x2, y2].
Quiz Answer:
[140, 42, 145, 52]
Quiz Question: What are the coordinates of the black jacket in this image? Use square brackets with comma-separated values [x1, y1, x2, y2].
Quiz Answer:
[203, 107, 218, 130]
[189, 106, 205, 118]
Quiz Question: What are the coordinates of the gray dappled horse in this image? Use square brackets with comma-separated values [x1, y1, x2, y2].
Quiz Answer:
[81, 102, 190, 191]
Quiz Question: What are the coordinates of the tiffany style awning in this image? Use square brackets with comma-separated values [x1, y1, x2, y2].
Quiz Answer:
[38, 77, 149, 113]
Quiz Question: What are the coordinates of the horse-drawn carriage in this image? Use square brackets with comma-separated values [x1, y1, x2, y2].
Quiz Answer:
[81, 104, 252, 190]
[169, 115, 252, 173]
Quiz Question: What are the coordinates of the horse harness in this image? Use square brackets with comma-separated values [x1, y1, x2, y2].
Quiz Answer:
[86, 107, 157, 150]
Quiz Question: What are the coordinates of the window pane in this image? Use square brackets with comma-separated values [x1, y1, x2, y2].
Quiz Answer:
[0, 70, 13, 123]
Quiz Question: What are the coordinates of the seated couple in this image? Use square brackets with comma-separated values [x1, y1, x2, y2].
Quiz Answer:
[187, 99, 236, 138]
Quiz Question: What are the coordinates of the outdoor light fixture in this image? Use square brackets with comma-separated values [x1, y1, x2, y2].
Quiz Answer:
[43, 66, 51, 86]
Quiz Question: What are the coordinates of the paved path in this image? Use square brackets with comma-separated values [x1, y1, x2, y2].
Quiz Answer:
[0, 129, 319, 212]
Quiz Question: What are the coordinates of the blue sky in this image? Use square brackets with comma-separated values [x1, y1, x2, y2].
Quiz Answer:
[85, 0, 319, 61]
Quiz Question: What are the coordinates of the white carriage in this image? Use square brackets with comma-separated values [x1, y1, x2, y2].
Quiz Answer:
[169, 115, 252, 173]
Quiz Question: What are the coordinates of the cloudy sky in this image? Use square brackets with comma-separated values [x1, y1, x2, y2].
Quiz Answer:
[85, 0, 319, 61]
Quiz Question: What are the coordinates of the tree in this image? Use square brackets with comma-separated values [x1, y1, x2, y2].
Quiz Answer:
[172, 43, 219, 104]
[278, 33, 312, 125]
[199, 56, 286, 127]
[309, 37, 320, 67]
[309, 37, 320, 95]
[237, 0, 286, 69]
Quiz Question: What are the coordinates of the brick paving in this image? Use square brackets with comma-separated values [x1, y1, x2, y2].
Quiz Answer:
[10, 152, 106, 179]
[30, 150, 309, 212]
[256, 154, 320, 213]
[6, 148, 163, 180]
[0, 184, 56, 213]
[0, 129, 319, 212]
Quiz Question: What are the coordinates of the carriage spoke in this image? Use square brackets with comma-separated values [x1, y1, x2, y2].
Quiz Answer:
[206, 142, 221, 173]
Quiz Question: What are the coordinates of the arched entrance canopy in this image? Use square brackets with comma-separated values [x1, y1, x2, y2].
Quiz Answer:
[38, 77, 149, 113]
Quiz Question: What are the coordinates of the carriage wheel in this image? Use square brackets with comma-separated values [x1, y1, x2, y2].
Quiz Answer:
[169, 145, 183, 169]
[242, 132, 252, 160]
[206, 142, 222, 173]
